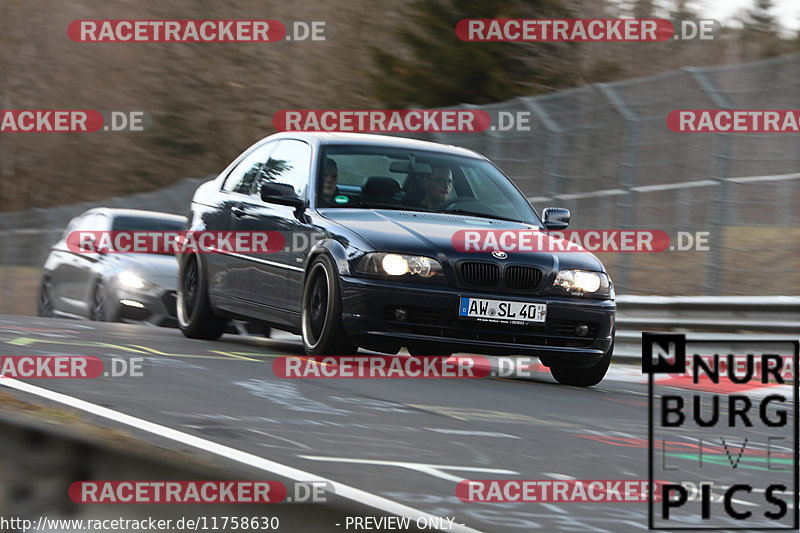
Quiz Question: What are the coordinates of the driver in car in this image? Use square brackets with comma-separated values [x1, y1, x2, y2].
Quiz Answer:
[322, 157, 339, 204]
[415, 165, 453, 209]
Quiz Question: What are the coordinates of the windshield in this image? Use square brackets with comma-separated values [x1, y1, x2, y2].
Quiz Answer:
[112, 215, 186, 232]
[108, 215, 186, 255]
[317, 145, 541, 225]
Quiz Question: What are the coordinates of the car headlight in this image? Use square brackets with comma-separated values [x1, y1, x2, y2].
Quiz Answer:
[118, 270, 147, 290]
[356, 253, 443, 279]
[552, 270, 612, 298]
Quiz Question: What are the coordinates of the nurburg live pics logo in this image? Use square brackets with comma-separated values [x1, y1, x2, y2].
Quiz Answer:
[643, 333, 799, 530]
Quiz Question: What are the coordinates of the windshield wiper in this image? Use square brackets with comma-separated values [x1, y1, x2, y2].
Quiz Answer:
[356, 202, 417, 211]
[350, 205, 530, 224]
[444, 209, 525, 223]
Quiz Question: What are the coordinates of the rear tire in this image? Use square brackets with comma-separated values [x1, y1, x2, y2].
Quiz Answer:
[301, 254, 357, 356]
[178, 254, 227, 340]
[550, 339, 614, 387]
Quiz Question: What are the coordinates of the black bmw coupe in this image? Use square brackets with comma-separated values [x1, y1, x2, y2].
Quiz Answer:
[178, 132, 615, 386]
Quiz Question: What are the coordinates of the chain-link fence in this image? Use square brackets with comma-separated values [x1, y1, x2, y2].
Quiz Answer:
[1, 54, 799, 316]
[425, 53, 800, 297]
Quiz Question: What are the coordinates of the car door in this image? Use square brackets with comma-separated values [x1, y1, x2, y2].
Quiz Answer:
[230, 139, 312, 316]
[209, 141, 278, 304]
[59, 212, 110, 315]
[47, 214, 84, 314]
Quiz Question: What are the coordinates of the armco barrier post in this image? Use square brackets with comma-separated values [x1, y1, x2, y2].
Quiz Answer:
[687, 67, 733, 296]
[595, 83, 640, 295]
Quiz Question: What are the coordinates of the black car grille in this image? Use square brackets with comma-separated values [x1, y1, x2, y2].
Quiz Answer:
[119, 306, 152, 321]
[505, 266, 543, 290]
[385, 321, 595, 348]
[384, 306, 599, 348]
[459, 262, 500, 287]
[459, 262, 543, 291]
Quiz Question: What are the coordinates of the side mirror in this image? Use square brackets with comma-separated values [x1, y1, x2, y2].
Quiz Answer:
[542, 207, 570, 230]
[79, 233, 106, 254]
[261, 182, 304, 209]
[79, 233, 97, 252]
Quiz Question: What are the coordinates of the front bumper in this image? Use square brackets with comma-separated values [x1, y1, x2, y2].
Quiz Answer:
[108, 285, 178, 327]
[340, 276, 615, 364]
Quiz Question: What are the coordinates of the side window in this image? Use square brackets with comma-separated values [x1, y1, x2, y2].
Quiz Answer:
[258, 140, 311, 198]
[222, 142, 276, 194]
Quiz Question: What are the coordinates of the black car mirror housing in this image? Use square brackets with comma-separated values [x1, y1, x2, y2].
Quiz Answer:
[542, 207, 570, 230]
[78, 234, 106, 254]
[261, 182, 305, 209]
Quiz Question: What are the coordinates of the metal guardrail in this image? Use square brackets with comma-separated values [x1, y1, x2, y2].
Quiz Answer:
[613, 295, 800, 361]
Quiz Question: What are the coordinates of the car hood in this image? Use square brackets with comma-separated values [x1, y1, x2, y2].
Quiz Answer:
[113, 253, 179, 290]
[321, 209, 604, 272]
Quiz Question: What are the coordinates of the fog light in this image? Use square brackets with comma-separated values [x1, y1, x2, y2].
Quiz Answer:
[120, 299, 145, 308]
[575, 323, 589, 337]
[394, 307, 409, 321]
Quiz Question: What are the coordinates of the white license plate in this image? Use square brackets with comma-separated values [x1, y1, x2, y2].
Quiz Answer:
[458, 297, 546, 323]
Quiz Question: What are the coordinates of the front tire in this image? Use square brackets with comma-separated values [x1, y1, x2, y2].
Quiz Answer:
[301, 254, 357, 356]
[37, 277, 55, 317]
[178, 254, 227, 340]
[549, 339, 614, 387]
[89, 281, 118, 322]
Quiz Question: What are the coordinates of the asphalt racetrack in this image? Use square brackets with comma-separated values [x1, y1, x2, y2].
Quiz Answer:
[0, 316, 794, 532]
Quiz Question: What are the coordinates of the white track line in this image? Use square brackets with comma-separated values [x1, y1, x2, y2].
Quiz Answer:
[0, 378, 482, 533]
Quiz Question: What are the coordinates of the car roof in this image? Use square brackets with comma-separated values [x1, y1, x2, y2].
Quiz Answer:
[82, 208, 187, 221]
[263, 131, 486, 160]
